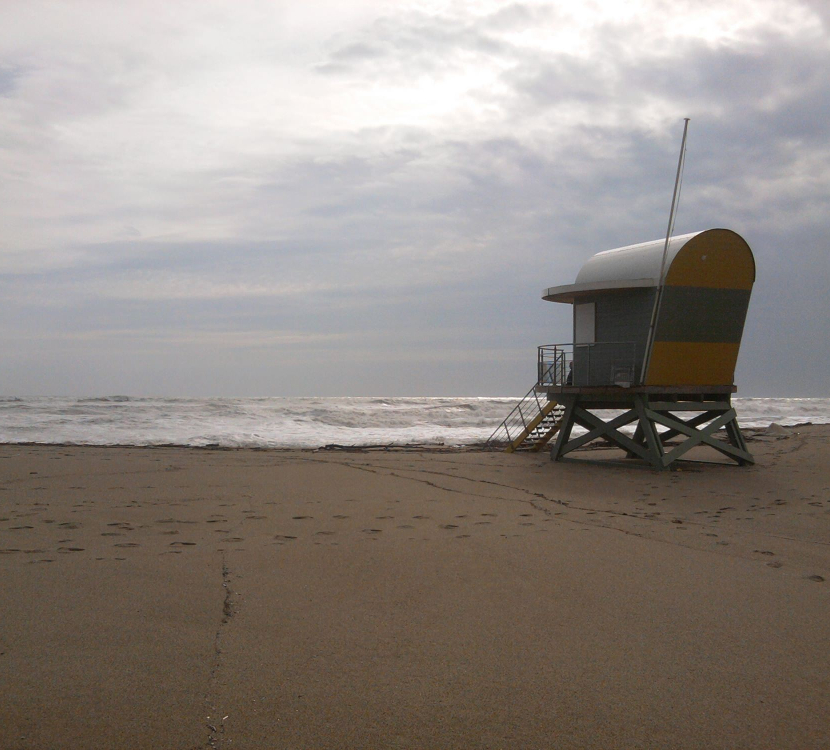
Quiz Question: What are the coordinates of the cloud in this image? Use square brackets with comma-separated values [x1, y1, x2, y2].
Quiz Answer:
[0, 0, 827, 395]
[316, 6, 520, 78]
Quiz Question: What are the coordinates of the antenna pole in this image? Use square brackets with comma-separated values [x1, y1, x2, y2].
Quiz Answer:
[640, 117, 690, 384]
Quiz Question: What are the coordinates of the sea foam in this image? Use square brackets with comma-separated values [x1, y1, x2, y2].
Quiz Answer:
[0, 396, 826, 448]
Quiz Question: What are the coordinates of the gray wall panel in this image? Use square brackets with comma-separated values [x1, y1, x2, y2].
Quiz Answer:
[656, 287, 751, 343]
[572, 289, 654, 386]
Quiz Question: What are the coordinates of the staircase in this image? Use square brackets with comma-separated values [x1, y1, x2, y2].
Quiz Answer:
[487, 387, 565, 453]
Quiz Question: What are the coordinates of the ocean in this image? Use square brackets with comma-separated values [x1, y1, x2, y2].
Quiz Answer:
[0, 396, 827, 449]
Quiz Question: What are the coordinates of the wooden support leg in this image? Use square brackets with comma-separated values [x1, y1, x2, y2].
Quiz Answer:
[626, 422, 644, 459]
[634, 395, 665, 469]
[724, 414, 753, 464]
[647, 408, 754, 466]
[550, 396, 577, 462]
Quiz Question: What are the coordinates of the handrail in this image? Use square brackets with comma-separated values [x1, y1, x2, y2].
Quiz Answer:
[538, 341, 639, 388]
[538, 344, 573, 386]
[486, 381, 555, 448]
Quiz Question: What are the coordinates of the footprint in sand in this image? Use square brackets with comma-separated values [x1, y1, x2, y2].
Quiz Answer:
[170, 541, 196, 546]
[413, 515, 430, 520]
[160, 530, 179, 535]
[375, 516, 394, 520]
[114, 542, 140, 548]
[480, 513, 497, 517]
[362, 529, 382, 534]
[397, 524, 414, 529]
[315, 531, 335, 536]
[474, 521, 491, 525]
[805, 574, 825, 582]
[439, 524, 459, 530]
[101, 532, 124, 537]
[274, 535, 297, 541]
[9, 526, 34, 530]
[0, 549, 21, 554]
[57, 547, 84, 553]
[292, 516, 313, 520]
[332, 515, 350, 520]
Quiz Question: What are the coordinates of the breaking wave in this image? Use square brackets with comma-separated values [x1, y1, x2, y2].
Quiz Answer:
[0, 396, 826, 449]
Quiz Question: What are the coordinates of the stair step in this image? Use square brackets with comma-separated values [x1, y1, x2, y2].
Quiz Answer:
[487, 385, 565, 453]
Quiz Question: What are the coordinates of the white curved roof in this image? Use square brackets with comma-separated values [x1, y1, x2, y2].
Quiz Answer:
[543, 231, 702, 302]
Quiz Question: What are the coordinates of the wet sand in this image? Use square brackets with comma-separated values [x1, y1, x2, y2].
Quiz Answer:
[1, 425, 829, 748]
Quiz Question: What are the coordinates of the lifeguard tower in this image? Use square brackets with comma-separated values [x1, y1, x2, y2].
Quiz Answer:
[488, 228, 756, 469]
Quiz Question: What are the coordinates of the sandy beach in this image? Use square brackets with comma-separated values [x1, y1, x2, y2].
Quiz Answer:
[1, 426, 829, 749]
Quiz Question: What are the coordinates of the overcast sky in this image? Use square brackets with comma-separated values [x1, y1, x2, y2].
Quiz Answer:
[1, 0, 828, 397]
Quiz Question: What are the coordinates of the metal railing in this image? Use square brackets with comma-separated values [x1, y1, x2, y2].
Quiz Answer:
[538, 342, 639, 388]
[486, 384, 556, 448]
[538, 344, 573, 386]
